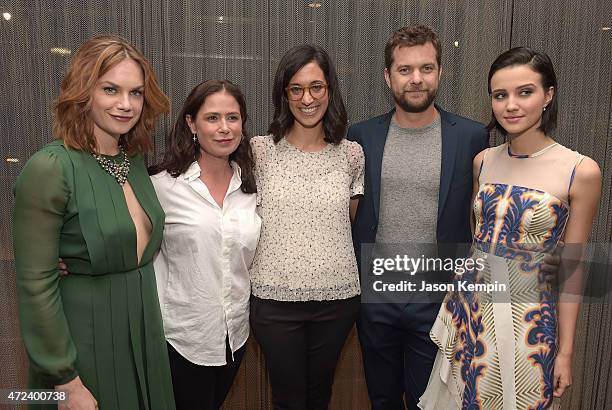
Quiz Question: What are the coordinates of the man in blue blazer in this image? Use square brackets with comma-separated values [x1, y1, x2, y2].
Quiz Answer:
[347, 25, 489, 409]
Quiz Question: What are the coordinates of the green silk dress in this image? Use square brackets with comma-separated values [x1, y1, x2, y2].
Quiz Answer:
[13, 140, 175, 410]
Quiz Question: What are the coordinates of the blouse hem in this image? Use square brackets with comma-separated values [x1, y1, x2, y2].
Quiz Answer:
[251, 284, 361, 302]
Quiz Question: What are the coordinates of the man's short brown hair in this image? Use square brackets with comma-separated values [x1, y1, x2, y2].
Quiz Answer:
[384, 25, 442, 70]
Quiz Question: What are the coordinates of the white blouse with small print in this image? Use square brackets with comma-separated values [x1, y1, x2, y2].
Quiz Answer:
[152, 161, 261, 366]
[249, 135, 364, 302]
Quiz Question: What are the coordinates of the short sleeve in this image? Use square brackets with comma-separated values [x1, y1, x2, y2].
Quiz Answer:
[12, 147, 78, 386]
[346, 141, 365, 198]
[250, 136, 269, 206]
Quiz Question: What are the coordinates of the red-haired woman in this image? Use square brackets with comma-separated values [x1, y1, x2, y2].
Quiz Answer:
[13, 35, 175, 410]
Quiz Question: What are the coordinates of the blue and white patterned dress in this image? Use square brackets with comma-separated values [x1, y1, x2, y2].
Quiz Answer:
[419, 143, 584, 410]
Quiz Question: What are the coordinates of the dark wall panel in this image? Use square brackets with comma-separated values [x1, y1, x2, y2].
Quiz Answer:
[511, 0, 612, 242]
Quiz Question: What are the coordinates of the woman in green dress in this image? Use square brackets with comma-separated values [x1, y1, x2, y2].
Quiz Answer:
[12, 35, 175, 410]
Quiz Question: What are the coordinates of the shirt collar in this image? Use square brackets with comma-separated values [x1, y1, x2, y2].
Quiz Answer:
[183, 161, 201, 181]
[228, 162, 243, 194]
[183, 160, 243, 191]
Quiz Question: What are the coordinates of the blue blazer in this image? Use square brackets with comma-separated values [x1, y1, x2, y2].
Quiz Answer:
[347, 106, 489, 282]
[347, 107, 489, 329]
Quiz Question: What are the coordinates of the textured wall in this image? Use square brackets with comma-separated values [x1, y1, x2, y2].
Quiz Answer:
[1, 1, 610, 408]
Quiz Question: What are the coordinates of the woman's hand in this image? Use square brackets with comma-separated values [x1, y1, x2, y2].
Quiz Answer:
[58, 258, 69, 277]
[541, 241, 563, 278]
[553, 352, 572, 397]
[56, 376, 98, 409]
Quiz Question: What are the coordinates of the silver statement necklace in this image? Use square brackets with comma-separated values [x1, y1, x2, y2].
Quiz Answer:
[92, 147, 130, 185]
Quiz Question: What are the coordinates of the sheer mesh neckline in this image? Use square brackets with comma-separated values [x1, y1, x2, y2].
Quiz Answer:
[507, 142, 559, 158]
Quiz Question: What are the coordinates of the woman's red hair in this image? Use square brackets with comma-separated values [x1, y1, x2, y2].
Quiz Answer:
[53, 34, 169, 155]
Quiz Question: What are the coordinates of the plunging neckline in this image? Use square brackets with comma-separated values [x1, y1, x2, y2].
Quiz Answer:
[93, 149, 154, 265]
[122, 178, 153, 265]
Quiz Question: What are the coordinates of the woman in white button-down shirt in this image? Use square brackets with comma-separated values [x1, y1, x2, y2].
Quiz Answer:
[149, 80, 261, 410]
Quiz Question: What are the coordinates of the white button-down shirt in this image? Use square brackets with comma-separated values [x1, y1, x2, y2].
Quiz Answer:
[152, 161, 261, 366]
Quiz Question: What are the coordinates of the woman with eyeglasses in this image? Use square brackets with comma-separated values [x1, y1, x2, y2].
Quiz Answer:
[248, 44, 364, 409]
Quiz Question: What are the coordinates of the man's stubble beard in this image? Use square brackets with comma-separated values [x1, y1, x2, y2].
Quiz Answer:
[393, 88, 438, 113]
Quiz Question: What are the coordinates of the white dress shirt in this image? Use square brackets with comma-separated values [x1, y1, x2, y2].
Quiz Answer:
[152, 161, 261, 366]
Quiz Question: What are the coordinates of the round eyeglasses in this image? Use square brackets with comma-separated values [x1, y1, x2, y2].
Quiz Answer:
[285, 83, 328, 101]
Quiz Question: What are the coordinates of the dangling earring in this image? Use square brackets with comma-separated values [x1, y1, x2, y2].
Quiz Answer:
[543, 106, 547, 112]
[192, 133, 197, 143]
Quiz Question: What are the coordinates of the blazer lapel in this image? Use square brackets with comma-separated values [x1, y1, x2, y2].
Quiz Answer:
[438, 108, 458, 220]
[370, 111, 394, 222]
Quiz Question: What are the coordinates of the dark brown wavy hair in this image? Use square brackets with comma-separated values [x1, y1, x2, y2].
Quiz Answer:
[268, 44, 347, 144]
[148, 80, 256, 194]
[53, 34, 169, 155]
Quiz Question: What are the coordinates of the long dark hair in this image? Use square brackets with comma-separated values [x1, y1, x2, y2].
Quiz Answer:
[149, 80, 256, 194]
[268, 44, 347, 144]
[487, 47, 558, 137]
